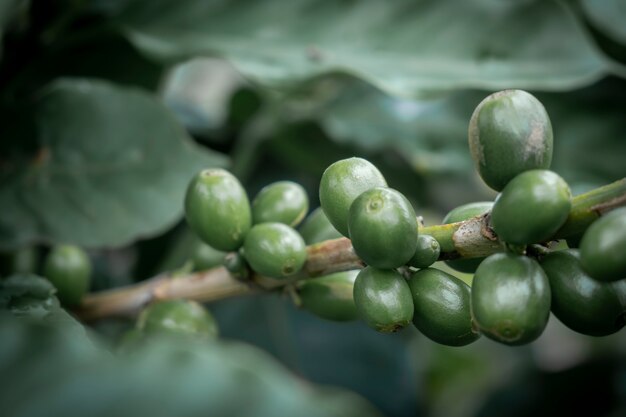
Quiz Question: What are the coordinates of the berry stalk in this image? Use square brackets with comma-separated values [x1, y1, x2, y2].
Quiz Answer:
[75, 178, 626, 321]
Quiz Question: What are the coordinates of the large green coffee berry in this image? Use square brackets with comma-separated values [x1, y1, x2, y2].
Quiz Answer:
[540, 250, 625, 336]
[43, 245, 91, 306]
[472, 253, 551, 345]
[251, 181, 309, 227]
[491, 170, 571, 244]
[579, 207, 626, 282]
[408, 235, 440, 269]
[319, 157, 387, 237]
[353, 267, 414, 332]
[408, 268, 480, 346]
[298, 270, 359, 322]
[348, 187, 417, 269]
[243, 223, 307, 279]
[443, 201, 493, 273]
[185, 169, 251, 251]
[137, 300, 218, 338]
[468, 89, 553, 191]
[298, 207, 342, 245]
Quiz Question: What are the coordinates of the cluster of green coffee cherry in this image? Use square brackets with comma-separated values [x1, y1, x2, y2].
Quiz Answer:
[183, 89, 626, 347]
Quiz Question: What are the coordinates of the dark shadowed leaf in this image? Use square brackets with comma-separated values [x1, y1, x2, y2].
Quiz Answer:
[211, 294, 420, 417]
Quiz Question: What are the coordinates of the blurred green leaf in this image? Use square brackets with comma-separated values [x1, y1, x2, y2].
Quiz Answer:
[581, 0, 626, 45]
[0, 314, 382, 417]
[0, 273, 89, 340]
[211, 295, 420, 417]
[0, 78, 228, 250]
[299, 80, 479, 175]
[0, 0, 25, 33]
[162, 58, 245, 135]
[0, 274, 57, 310]
[112, 0, 609, 96]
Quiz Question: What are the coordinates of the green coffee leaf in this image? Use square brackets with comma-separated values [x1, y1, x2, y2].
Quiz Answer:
[0, 273, 90, 341]
[114, 0, 607, 96]
[581, 0, 626, 45]
[0, 78, 228, 250]
[0, 274, 58, 316]
[0, 314, 381, 417]
[310, 81, 478, 174]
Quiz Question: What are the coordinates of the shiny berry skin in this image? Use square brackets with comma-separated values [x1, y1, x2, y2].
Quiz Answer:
[137, 299, 218, 338]
[242, 223, 307, 279]
[408, 235, 440, 269]
[319, 157, 387, 237]
[353, 267, 414, 333]
[579, 207, 626, 282]
[408, 268, 480, 346]
[540, 250, 625, 336]
[469, 89, 553, 191]
[471, 253, 551, 345]
[185, 169, 251, 251]
[491, 170, 571, 245]
[298, 207, 342, 245]
[251, 181, 309, 227]
[348, 187, 417, 269]
[43, 245, 91, 306]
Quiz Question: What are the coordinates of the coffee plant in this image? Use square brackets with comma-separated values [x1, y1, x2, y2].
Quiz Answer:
[1, 1, 626, 416]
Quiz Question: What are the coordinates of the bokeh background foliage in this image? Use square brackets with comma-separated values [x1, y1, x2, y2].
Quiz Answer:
[1, 1, 626, 416]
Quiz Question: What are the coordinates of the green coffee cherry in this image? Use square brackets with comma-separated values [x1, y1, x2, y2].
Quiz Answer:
[319, 157, 387, 237]
[408, 268, 480, 346]
[251, 181, 309, 227]
[353, 267, 414, 333]
[540, 250, 625, 336]
[442, 201, 493, 273]
[348, 187, 417, 269]
[137, 299, 219, 338]
[579, 207, 626, 282]
[298, 270, 359, 322]
[472, 253, 551, 345]
[408, 234, 441, 269]
[468, 89, 553, 191]
[191, 242, 225, 271]
[491, 170, 571, 244]
[43, 245, 91, 306]
[185, 169, 251, 251]
[243, 223, 307, 279]
[223, 251, 249, 280]
[298, 207, 342, 245]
